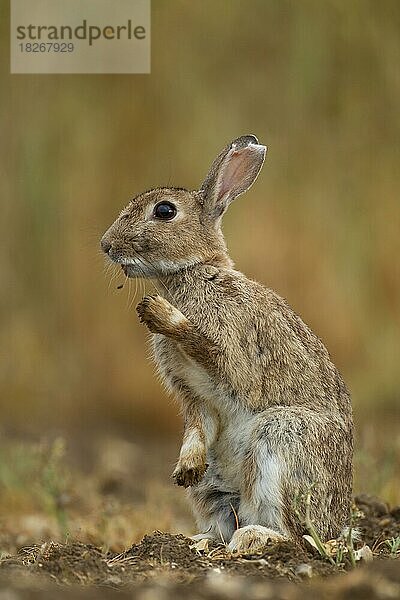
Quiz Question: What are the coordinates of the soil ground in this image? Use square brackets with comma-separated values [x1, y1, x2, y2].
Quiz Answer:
[0, 495, 399, 599]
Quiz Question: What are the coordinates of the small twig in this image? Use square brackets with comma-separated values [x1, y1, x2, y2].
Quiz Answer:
[216, 521, 226, 546]
[230, 503, 240, 531]
[160, 544, 164, 566]
[371, 533, 384, 553]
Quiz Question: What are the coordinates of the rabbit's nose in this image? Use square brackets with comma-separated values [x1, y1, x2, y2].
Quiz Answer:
[101, 237, 112, 254]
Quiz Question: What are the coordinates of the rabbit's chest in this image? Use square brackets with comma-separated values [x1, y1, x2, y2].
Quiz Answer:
[175, 350, 254, 475]
[153, 334, 256, 477]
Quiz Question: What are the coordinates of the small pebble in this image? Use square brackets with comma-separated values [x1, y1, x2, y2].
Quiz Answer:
[295, 563, 313, 578]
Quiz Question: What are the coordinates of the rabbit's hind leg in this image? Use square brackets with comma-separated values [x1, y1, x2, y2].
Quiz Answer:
[240, 445, 289, 533]
[231, 408, 322, 552]
[188, 468, 240, 544]
[228, 448, 289, 553]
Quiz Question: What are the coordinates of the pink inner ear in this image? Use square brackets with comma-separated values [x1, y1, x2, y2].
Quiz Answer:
[216, 150, 243, 201]
[216, 145, 264, 204]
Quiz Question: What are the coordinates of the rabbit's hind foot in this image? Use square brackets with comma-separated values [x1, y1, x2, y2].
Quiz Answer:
[228, 525, 286, 554]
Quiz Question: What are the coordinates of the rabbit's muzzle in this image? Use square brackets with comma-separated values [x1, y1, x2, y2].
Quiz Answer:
[100, 236, 112, 255]
[101, 232, 144, 262]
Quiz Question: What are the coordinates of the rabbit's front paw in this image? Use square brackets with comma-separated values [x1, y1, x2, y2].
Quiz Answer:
[172, 459, 208, 488]
[136, 295, 189, 336]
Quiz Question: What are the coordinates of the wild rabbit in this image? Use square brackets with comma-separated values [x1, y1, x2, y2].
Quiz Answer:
[101, 135, 353, 553]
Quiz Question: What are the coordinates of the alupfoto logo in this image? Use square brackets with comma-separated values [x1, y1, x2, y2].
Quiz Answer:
[10, 0, 151, 74]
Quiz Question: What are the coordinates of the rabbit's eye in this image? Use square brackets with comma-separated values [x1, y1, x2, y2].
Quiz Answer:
[153, 202, 177, 221]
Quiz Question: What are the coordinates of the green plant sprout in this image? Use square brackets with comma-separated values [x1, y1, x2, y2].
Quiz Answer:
[385, 536, 400, 557]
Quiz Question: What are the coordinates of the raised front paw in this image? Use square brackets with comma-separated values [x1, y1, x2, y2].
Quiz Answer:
[172, 459, 208, 488]
[136, 295, 188, 336]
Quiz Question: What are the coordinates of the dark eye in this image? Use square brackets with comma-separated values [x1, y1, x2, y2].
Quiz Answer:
[153, 201, 177, 221]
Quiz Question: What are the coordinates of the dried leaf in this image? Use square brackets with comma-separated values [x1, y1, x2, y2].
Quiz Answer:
[325, 539, 342, 557]
[190, 538, 209, 553]
[303, 535, 320, 552]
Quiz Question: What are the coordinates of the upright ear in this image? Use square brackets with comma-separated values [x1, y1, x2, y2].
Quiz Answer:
[200, 135, 267, 218]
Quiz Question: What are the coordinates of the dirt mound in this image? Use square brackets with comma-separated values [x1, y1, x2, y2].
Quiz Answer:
[0, 494, 398, 598]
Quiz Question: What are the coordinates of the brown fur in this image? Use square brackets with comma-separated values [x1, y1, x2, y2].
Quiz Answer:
[101, 135, 353, 550]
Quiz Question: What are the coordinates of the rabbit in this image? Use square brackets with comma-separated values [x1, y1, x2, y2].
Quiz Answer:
[100, 135, 353, 553]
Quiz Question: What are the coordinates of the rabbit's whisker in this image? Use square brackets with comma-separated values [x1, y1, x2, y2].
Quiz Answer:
[130, 251, 174, 302]
[127, 273, 139, 311]
[136, 253, 176, 303]
[106, 263, 121, 291]
[126, 272, 132, 309]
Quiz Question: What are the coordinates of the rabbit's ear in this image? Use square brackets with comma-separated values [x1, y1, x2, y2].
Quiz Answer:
[200, 135, 267, 218]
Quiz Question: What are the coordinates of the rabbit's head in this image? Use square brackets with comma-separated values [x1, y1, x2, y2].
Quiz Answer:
[101, 135, 266, 277]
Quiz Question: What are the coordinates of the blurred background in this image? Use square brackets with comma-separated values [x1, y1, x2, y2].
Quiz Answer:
[0, 0, 399, 549]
